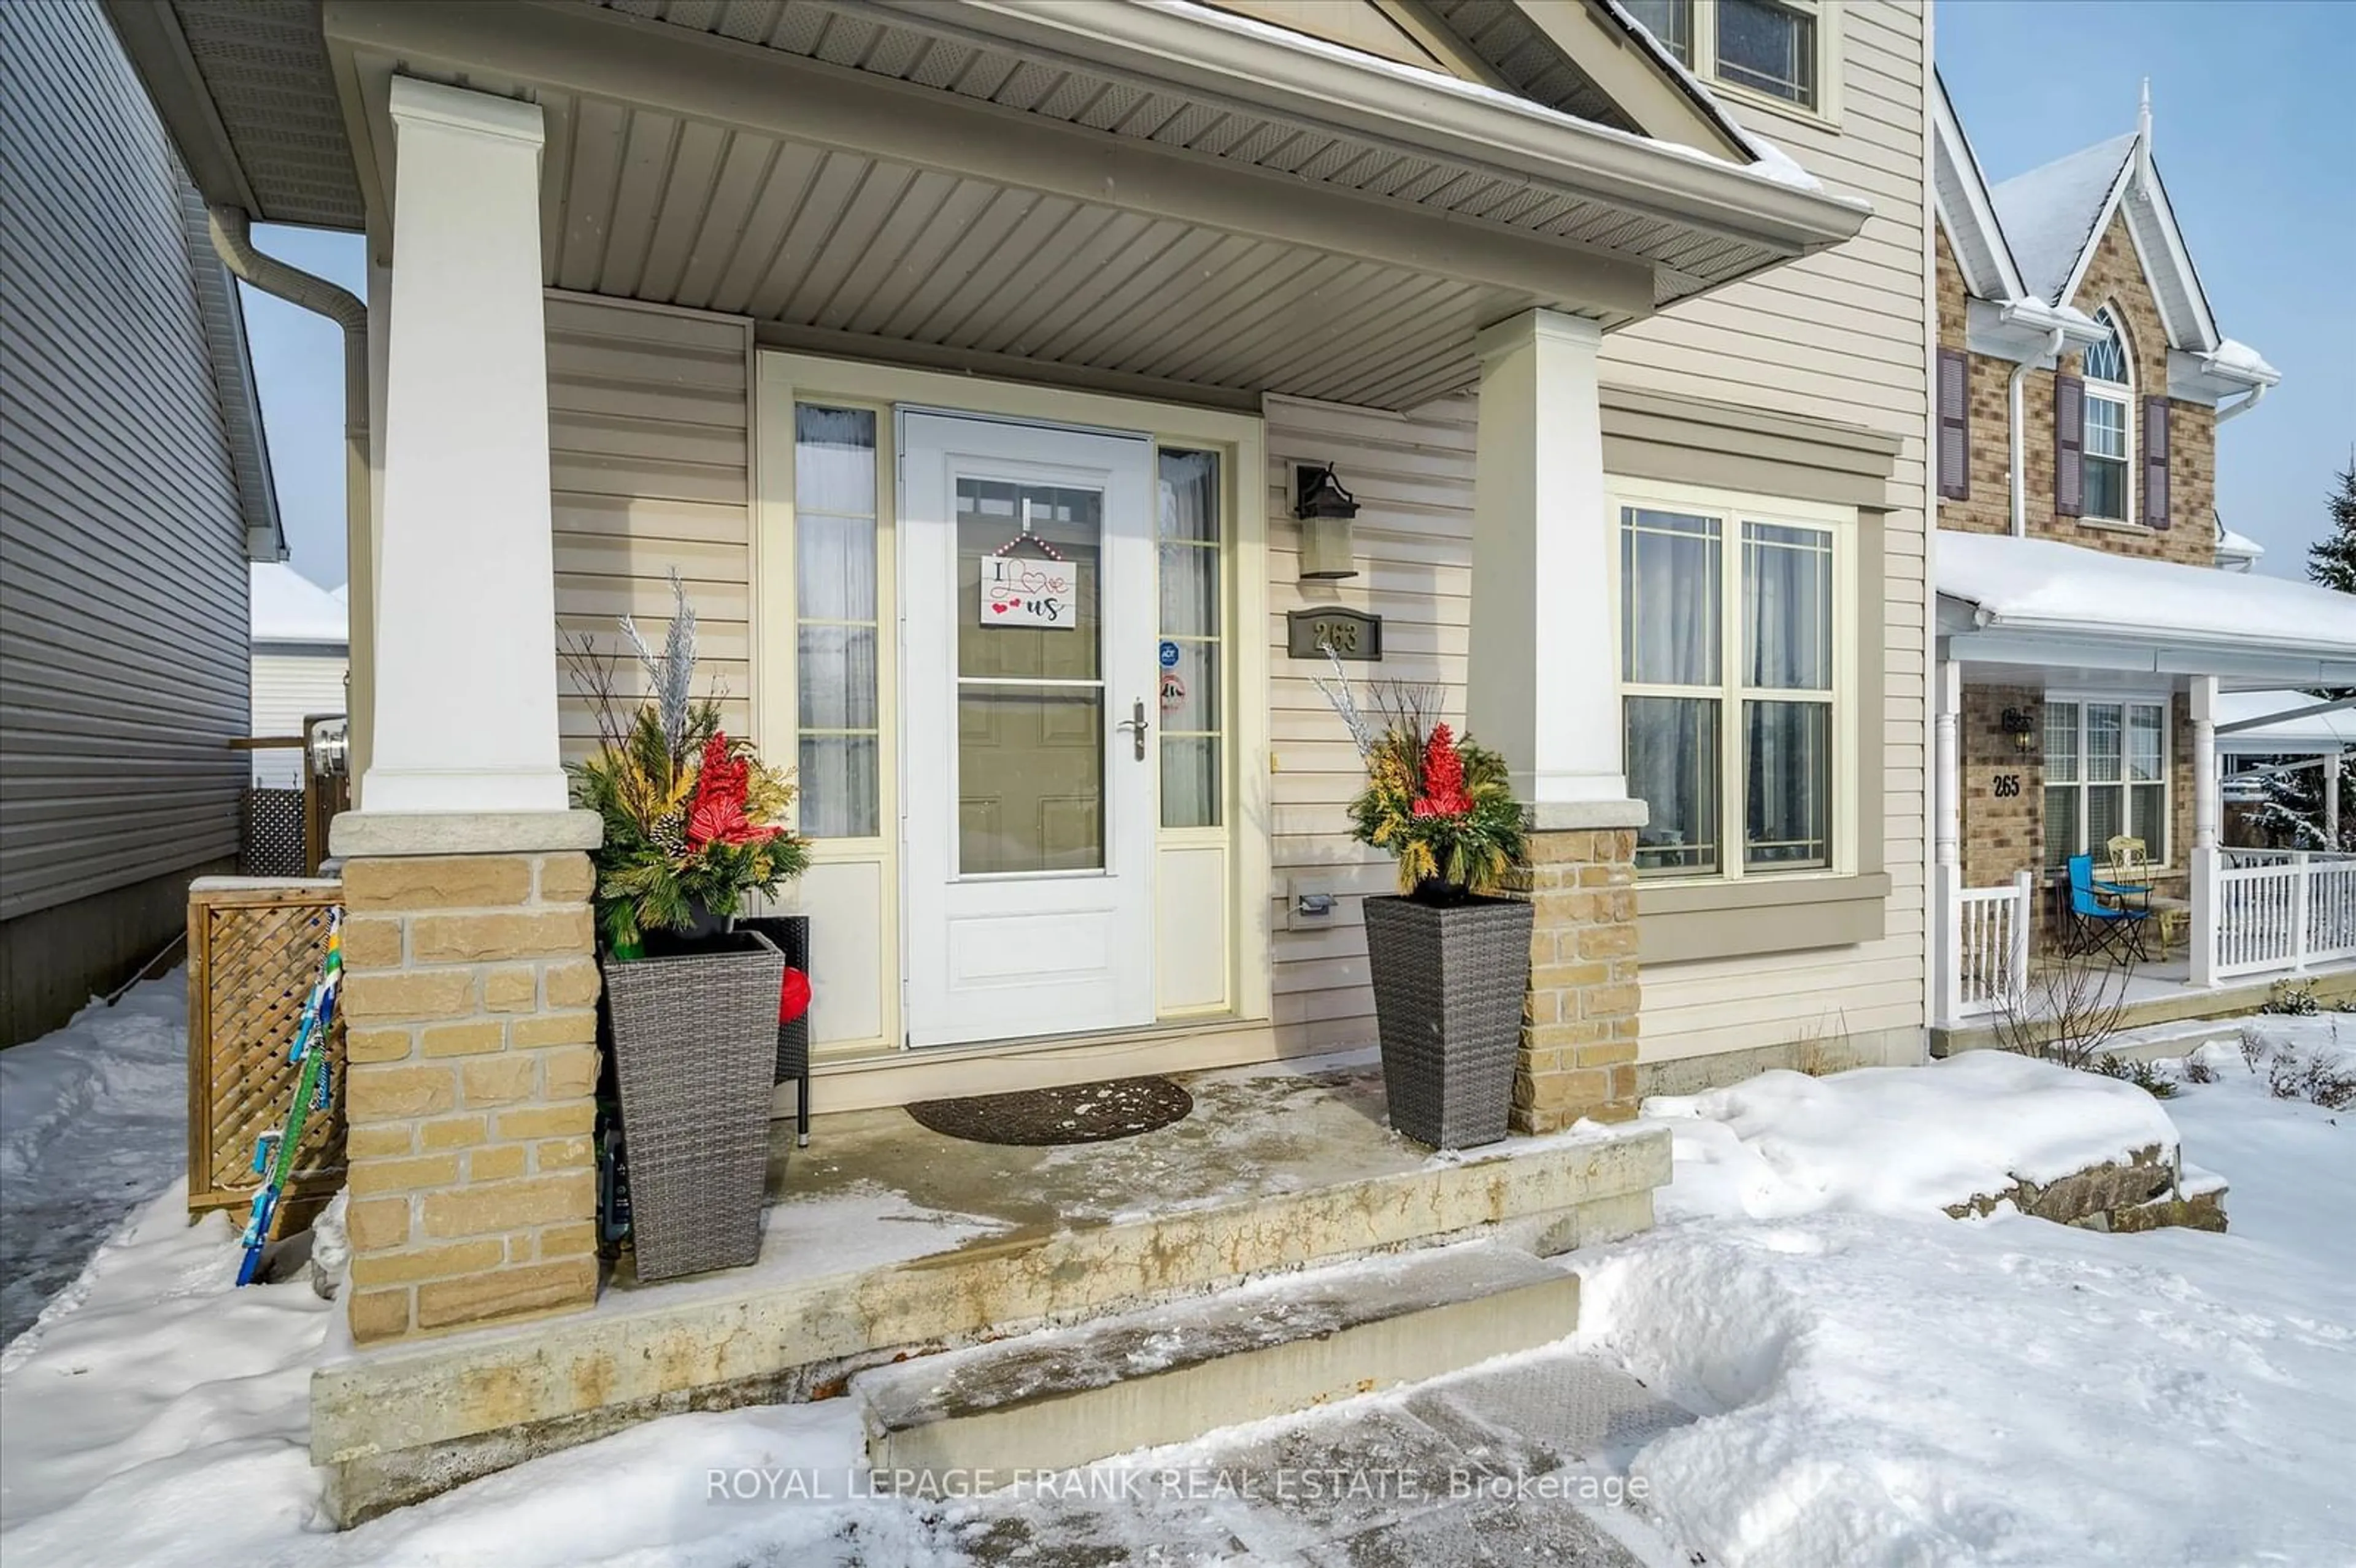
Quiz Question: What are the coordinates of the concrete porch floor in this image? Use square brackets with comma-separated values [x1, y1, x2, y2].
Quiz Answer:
[312, 1055, 1671, 1524]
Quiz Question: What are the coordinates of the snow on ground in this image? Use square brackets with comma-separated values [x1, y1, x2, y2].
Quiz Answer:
[1646, 1050, 2179, 1221]
[0, 975, 190, 1345]
[1570, 1027, 2356, 1566]
[4, 997, 2353, 1566]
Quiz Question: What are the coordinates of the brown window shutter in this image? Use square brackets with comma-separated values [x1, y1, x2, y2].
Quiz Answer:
[2054, 374, 2084, 518]
[1937, 348, 1970, 501]
[2143, 397, 2171, 527]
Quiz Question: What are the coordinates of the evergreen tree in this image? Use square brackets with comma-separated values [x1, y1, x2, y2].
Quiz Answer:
[2242, 756, 2355, 853]
[2309, 457, 2356, 594]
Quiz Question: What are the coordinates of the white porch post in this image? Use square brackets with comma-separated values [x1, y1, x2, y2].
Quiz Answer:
[359, 78, 564, 814]
[1933, 656, 1963, 1026]
[2327, 751, 2343, 849]
[1468, 310, 1626, 807]
[2190, 675, 2220, 986]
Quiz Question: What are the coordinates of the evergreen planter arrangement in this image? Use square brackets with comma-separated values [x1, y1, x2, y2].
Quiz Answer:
[1315, 659, 1530, 1150]
[569, 574, 811, 1280]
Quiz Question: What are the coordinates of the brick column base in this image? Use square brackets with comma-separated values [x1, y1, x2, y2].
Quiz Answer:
[1515, 817, 1643, 1133]
[331, 812, 604, 1344]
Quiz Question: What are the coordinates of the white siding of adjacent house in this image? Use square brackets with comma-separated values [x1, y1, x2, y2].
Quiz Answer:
[0, 0, 249, 922]
[1597, 6, 1931, 1064]
[544, 294, 754, 756]
[249, 650, 349, 787]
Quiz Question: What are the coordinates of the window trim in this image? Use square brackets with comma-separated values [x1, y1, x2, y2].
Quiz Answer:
[2079, 306, 2136, 526]
[2041, 690, 2173, 875]
[1612, 477, 1858, 886]
[1628, 0, 1843, 126]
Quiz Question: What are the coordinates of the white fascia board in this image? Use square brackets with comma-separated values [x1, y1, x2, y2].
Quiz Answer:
[1964, 297, 2106, 364]
[1931, 74, 2027, 299]
[2129, 159, 2222, 351]
[2166, 347, 2280, 404]
[2053, 152, 2138, 309]
[1946, 621, 2356, 684]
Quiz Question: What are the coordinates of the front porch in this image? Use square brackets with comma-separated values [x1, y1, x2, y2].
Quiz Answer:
[310, 1055, 1669, 1523]
[1931, 530, 2356, 1032]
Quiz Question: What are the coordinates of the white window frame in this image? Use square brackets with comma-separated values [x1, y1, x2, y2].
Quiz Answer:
[2080, 306, 2135, 525]
[1612, 477, 1858, 885]
[2042, 692, 2173, 874]
[1625, 0, 1842, 125]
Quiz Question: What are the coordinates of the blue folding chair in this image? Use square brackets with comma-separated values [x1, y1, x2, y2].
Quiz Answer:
[2062, 853, 2152, 963]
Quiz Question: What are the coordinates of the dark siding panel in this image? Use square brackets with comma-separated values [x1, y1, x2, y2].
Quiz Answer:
[0, 0, 248, 921]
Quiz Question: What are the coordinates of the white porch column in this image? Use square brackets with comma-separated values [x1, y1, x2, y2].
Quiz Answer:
[1469, 310, 1626, 806]
[360, 79, 564, 814]
[2327, 751, 2343, 848]
[1934, 656, 1963, 1025]
[2190, 675, 2221, 986]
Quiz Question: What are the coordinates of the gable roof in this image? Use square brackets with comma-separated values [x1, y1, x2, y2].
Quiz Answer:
[1988, 133, 2136, 307]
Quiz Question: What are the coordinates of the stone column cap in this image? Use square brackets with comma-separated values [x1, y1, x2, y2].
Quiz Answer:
[331, 809, 603, 859]
[1525, 799, 1648, 832]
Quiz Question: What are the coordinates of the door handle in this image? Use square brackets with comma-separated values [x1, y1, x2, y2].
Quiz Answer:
[1115, 699, 1149, 761]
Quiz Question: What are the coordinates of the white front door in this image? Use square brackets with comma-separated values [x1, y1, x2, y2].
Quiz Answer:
[898, 412, 1158, 1047]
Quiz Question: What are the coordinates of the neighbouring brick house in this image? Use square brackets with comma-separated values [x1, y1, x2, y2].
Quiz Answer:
[1928, 72, 2355, 1023]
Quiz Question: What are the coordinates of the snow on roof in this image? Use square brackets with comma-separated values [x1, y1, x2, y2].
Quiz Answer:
[2214, 524, 2265, 562]
[250, 561, 348, 646]
[2215, 691, 2356, 755]
[2204, 337, 2280, 382]
[1938, 531, 2356, 658]
[1988, 133, 2136, 304]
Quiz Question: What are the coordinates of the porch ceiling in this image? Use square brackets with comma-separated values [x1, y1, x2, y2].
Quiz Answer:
[117, 0, 1869, 412]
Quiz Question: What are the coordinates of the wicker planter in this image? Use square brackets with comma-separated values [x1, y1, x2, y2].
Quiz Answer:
[1361, 894, 1533, 1150]
[599, 928, 785, 1282]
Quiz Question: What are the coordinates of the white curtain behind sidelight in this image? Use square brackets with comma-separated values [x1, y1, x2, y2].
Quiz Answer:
[795, 405, 880, 838]
[1157, 449, 1222, 830]
[1742, 523, 1832, 868]
[1622, 509, 1720, 873]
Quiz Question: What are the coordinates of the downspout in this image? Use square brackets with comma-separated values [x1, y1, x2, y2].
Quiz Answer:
[207, 207, 376, 800]
[2214, 380, 2269, 425]
[2008, 325, 2066, 537]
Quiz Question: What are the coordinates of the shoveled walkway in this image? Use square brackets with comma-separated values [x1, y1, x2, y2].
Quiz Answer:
[939, 1349, 1694, 1566]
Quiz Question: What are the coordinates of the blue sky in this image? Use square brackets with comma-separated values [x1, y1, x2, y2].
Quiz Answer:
[242, 1, 2353, 588]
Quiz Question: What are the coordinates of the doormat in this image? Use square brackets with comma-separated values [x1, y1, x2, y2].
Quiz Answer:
[904, 1075, 1194, 1147]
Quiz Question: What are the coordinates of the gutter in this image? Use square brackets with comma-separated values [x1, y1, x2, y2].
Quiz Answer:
[2214, 380, 2268, 425]
[207, 206, 376, 794]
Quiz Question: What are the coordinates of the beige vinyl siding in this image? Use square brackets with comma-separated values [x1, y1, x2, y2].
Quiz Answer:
[1598, 2, 1930, 1064]
[249, 650, 350, 786]
[545, 294, 754, 756]
[0, 0, 248, 923]
[1265, 394, 1476, 1048]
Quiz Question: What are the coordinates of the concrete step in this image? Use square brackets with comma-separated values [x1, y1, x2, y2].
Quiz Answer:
[854, 1242, 1578, 1480]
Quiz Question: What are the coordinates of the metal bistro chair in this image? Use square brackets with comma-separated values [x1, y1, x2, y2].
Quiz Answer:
[2104, 835, 2190, 953]
[2063, 853, 2153, 964]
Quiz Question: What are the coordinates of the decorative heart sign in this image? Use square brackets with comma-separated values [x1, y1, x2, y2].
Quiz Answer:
[980, 555, 1077, 630]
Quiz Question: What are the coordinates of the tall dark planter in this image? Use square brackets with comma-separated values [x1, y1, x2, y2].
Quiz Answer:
[599, 928, 784, 1281]
[1361, 893, 1533, 1150]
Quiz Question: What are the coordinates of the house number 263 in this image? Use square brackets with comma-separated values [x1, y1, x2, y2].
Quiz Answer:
[1991, 774, 2022, 797]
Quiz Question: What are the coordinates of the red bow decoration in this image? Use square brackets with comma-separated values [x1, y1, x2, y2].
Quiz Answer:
[687, 732, 783, 848]
[1411, 724, 1472, 820]
[777, 967, 812, 1024]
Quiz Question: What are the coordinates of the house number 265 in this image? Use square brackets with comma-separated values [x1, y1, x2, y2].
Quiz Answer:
[1991, 774, 2022, 797]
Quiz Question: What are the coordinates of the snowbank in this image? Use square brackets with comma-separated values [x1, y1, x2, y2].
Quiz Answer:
[1645, 1051, 2179, 1222]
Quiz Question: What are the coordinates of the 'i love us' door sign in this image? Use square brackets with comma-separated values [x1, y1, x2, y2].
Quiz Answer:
[980, 536, 1076, 630]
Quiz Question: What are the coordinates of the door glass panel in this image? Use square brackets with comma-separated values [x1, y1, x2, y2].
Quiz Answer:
[955, 477, 1106, 874]
[957, 689, 1106, 874]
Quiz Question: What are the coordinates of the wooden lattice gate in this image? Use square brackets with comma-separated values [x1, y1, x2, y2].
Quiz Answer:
[187, 879, 346, 1223]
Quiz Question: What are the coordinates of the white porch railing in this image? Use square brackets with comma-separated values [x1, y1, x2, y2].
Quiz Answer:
[1946, 870, 2034, 1024]
[2211, 850, 2356, 979]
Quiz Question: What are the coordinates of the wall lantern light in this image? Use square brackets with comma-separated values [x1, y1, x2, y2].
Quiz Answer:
[1293, 463, 1360, 582]
[2000, 706, 2038, 752]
